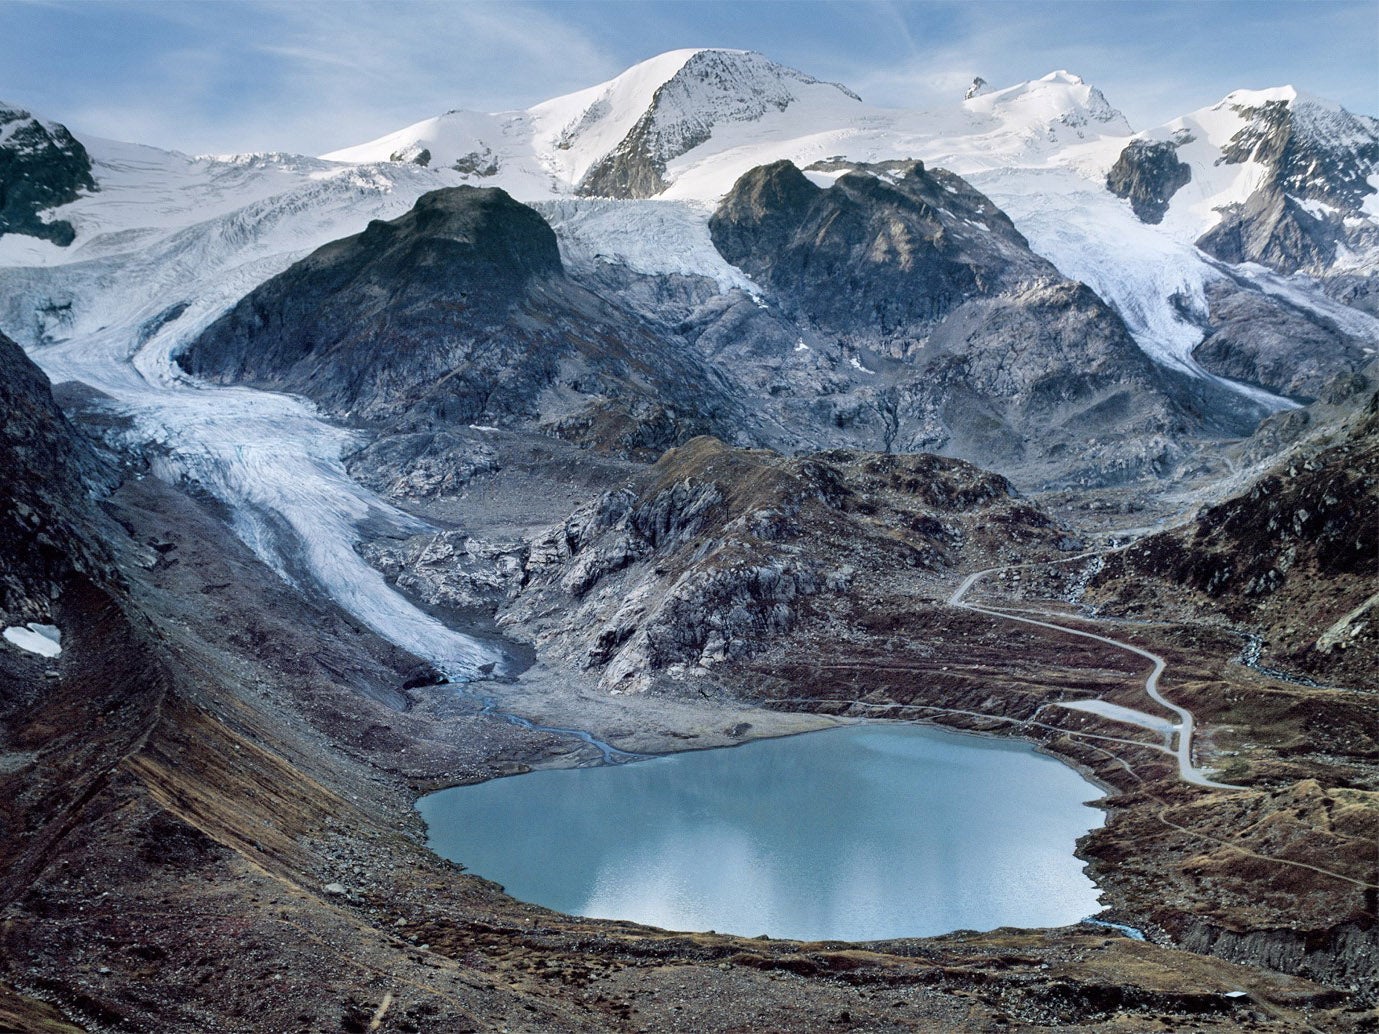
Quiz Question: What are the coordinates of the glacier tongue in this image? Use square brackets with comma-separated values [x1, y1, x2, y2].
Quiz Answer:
[2, 147, 508, 678]
[972, 166, 1306, 412]
[133, 377, 506, 676]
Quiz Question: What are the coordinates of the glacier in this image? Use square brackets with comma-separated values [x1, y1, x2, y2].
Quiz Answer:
[2, 49, 1376, 679]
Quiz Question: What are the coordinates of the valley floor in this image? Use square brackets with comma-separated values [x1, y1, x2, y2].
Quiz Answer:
[2, 416, 1375, 1033]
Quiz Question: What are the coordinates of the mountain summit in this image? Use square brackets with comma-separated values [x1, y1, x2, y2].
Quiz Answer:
[323, 49, 862, 198]
[566, 49, 862, 197]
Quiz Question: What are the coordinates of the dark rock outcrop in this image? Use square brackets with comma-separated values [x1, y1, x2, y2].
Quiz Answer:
[180, 186, 752, 454]
[0, 103, 97, 246]
[706, 158, 1209, 483]
[710, 159, 1036, 335]
[0, 329, 114, 620]
[1173, 920, 1378, 1001]
[483, 436, 1058, 692]
[1197, 189, 1340, 273]
[1106, 139, 1190, 223]
[1192, 278, 1372, 401]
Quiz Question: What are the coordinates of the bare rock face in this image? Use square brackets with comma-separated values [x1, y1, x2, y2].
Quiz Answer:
[490, 436, 1057, 694]
[706, 158, 1214, 484]
[362, 529, 528, 617]
[180, 186, 754, 454]
[182, 185, 561, 417]
[1105, 139, 1190, 224]
[709, 158, 1038, 335]
[0, 103, 97, 246]
[0, 329, 114, 621]
[1198, 188, 1341, 273]
[1196, 97, 1379, 275]
[1192, 279, 1372, 402]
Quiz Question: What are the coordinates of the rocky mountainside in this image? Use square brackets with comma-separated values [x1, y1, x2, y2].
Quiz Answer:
[1193, 92, 1379, 277]
[705, 158, 1213, 477]
[183, 162, 1265, 487]
[180, 186, 755, 454]
[2, 50, 1379, 1033]
[363, 434, 1070, 696]
[1088, 386, 1379, 686]
[0, 330, 114, 623]
[0, 103, 96, 246]
[1190, 277, 1375, 402]
[709, 159, 1040, 331]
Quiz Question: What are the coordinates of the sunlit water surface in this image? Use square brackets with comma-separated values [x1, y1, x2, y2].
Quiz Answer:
[418, 724, 1105, 941]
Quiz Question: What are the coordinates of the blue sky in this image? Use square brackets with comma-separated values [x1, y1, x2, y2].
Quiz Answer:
[2, 1, 1375, 155]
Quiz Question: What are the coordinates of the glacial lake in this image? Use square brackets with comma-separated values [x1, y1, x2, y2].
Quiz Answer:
[418, 723, 1105, 942]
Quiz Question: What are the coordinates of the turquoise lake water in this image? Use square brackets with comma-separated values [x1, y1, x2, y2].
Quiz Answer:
[418, 723, 1105, 941]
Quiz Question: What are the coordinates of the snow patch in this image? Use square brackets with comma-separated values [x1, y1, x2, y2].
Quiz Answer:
[1056, 699, 1176, 735]
[4, 623, 61, 658]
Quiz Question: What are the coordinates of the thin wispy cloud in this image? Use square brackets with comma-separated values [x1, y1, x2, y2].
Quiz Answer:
[0, 0, 1373, 155]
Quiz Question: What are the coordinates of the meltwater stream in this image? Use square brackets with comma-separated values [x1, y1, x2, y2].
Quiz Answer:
[419, 723, 1106, 941]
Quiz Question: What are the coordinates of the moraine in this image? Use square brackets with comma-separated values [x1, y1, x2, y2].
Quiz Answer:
[418, 723, 1105, 942]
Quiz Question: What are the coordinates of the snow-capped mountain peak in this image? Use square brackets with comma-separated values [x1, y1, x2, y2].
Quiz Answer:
[1142, 83, 1379, 228]
[964, 70, 1132, 141]
[568, 48, 862, 196]
[1190, 84, 1379, 158]
[323, 48, 863, 199]
[525, 49, 710, 178]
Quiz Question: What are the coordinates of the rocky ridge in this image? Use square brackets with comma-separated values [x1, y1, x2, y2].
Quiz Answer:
[703, 158, 1234, 480]
[1196, 94, 1379, 276]
[0, 103, 96, 246]
[364, 434, 1069, 697]
[1086, 390, 1379, 687]
[181, 168, 1256, 488]
[180, 186, 755, 454]
[0, 330, 115, 622]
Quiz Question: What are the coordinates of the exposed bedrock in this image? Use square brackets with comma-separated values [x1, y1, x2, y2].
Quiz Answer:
[1106, 139, 1191, 224]
[0, 103, 97, 246]
[1192, 279, 1374, 402]
[180, 186, 756, 456]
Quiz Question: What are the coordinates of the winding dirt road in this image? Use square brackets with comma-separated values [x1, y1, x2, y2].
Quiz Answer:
[949, 566, 1242, 790]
